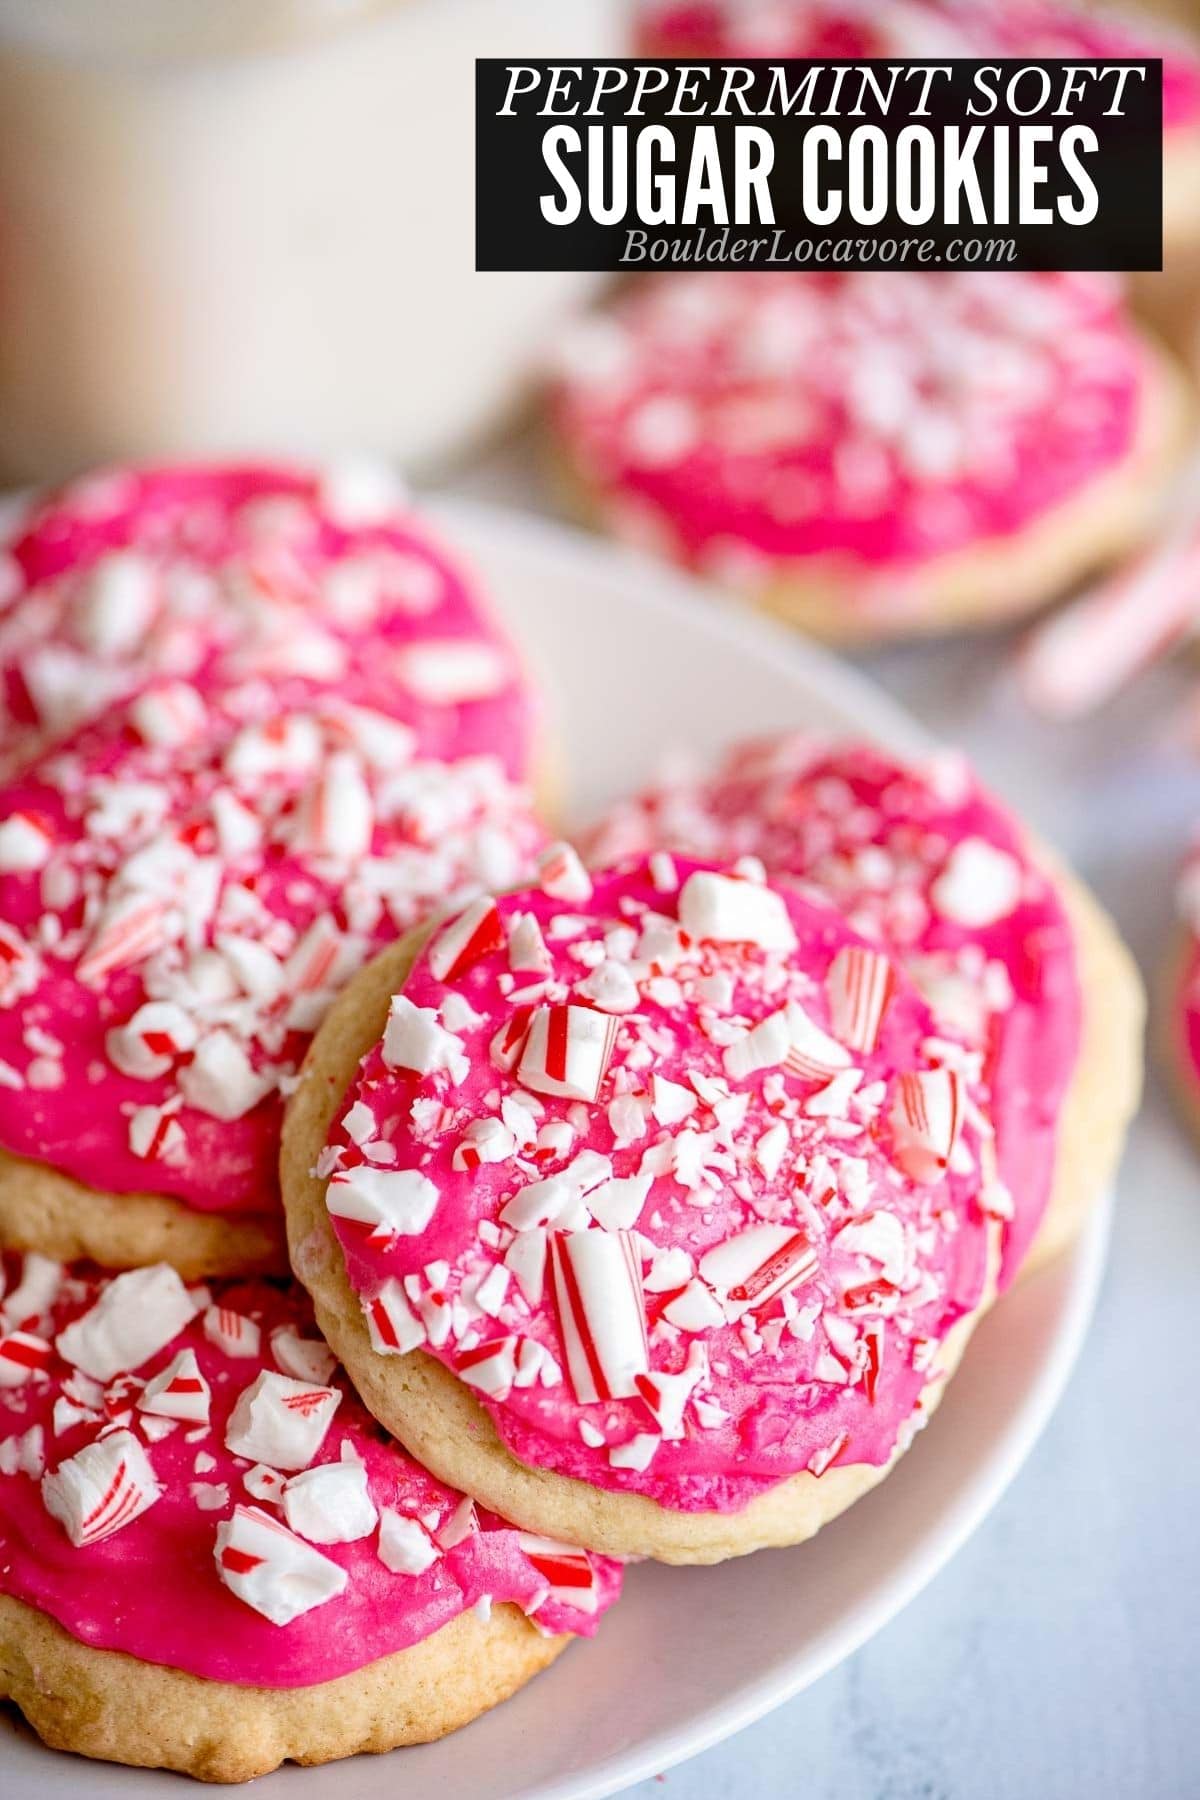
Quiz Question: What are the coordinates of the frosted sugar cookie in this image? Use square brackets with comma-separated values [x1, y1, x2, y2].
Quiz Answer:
[586, 736, 1143, 1280]
[284, 852, 1006, 1562]
[0, 1252, 618, 1781]
[0, 464, 542, 1278]
[549, 272, 1189, 641]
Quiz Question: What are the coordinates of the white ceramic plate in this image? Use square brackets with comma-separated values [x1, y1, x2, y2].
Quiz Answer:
[0, 499, 1111, 1800]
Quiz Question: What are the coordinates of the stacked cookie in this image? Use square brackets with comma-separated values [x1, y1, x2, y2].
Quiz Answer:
[0, 464, 1142, 1779]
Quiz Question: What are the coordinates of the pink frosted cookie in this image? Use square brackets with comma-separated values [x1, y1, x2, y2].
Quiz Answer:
[549, 271, 1189, 642]
[283, 851, 1010, 1562]
[635, 0, 1200, 251]
[0, 463, 543, 1279]
[0, 1251, 618, 1781]
[586, 736, 1143, 1281]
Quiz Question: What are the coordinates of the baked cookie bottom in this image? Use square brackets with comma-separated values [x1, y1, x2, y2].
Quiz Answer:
[0, 1149, 285, 1281]
[558, 338, 1192, 647]
[280, 849, 1141, 1564]
[0, 1592, 565, 1784]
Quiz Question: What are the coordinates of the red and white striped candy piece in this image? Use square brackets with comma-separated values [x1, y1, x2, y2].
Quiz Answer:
[55, 1264, 198, 1382]
[215, 1504, 348, 1625]
[0, 921, 39, 1006]
[456, 1333, 518, 1399]
[0, 809, 54, 873]
[490, 1005, 534, 1073]
[452, 1116, 516, 1171]
[0, 1329, 54, 1387]
[783, 1002, 853, 1081]
[363, 1279, 428, 1356]
[224, 1371, 341, 1471]
[889, 1069, 964, 1184]
[204, 1305, 262, 1360]
[550, 1229, 649, 1405]
[42, 1428, 162, 1547]
[137, 1348, 211, 1425]
[632, 1342, 707, 1440]
[518, 1004, 618, 1103]
[326, 1164, 439, 1240]
[537, 841, 593, 904]
[517, 1533, 599, 1616]
[106, 1001, 198, 1082]
[293, 750, 374, 862]
[428, 896, 504, 983]
[827, 945, 894, 1054]
[678, 869, 796, 951]
[699, 1223, 818, 1319]
[76, 891, 167, 987]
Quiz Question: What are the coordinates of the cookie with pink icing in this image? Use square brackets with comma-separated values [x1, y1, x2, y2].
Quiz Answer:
[283, 850, 1010, 1562]
[635, 0, 1200, 250]
[548, 271, 1189, 641]
[585, 736, 1139, 1285]
[0, 1250, 619, 1782]
[0, 463, 544, 1279]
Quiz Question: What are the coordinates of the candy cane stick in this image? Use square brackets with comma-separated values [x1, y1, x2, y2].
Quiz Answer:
[1021, 456, 1200, 719]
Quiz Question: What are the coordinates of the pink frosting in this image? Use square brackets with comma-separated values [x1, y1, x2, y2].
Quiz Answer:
[551, 271, 1148, 595]
[586, 738, 1082, 1287]
[0, 464, 542, 1214]
[636, 0, 1200, 130]
[1173, 853, 1200, 1090]
[322, 853, 997, 1515]
[0, 1254, 620, 1686]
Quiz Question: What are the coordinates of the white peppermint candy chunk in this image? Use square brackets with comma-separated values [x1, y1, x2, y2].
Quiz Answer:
[77, 891, 167, 987]
[129, 681, 207, 748]
[537, 841, 593, 904]
[835, 1211, 908, 1285]
[75, 550, 156, 655]
[586, 1174, 652, 1232]
[106, 1001, 198, 1081]
[215, 1505, 348, 1624]
[428, 896, 504, 982]
[43, 1429, 161, 1546]
[699, 1224, 818, 1318]
[576, 960, 641, 1014]
[650, 1075, 697, 1126]
[210, 790, 263, 859]
[518, 1004, 617, 1103]
[607, 1432, 660, 1472]
[504, 1229, 548, 1307]
[327, 1165, 439, 1239]
[550, 1230, 649, 1405]
[282, 1455, 377, 1544]
[178, 1031, 273, 1122]
[0, 811, 53, 873]
[783, 1002, 852, 1081]
[295, 751, 374, 861]
[395, 639, 508, 703]
[457, 1334, 518, 1399]
[827, 945, 894, 1053]
[363, 1280, 427, 1355]
[889, 1069, 965, 1184]
[1, 1253, 62, 1329]
[723, 1007, 791, 1082]
[138, 1349, 211, 1424]
[678, 870, 796, 951]
[508, 910, 553, 974]
[271, 1326, 338, 1385]
[204, 1305, 262, 1360]
[56, 1265, 197, 1381]
[218, 934, 284, 1003]
[225, 1371, 340, 1471]
[452, 1116, 516, 1171]
[662, 1279, 725, 1333]
[244, 1464, 287, 1504]
[377, 1508, 441, 1575]
[931, 838, 1022, 928]
[632, 1343, 707, 1441]
[225, 714, 323, 781]
[382, 995, 468, 1080]
[323, 699, 417, 772]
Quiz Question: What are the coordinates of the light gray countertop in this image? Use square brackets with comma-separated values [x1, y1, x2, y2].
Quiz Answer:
[452, 448, 1200, 1800]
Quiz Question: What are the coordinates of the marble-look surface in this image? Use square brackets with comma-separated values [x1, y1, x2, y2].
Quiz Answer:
[453, 445, 1200, 1800]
